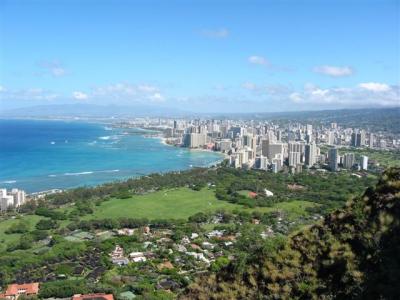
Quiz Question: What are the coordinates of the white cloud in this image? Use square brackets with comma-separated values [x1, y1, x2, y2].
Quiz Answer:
[0, 86, 59, 101]
[289, 92, 303, 103]
[248, 55, 269, 66]
[72, 91, 89, 100]
[80, 82, 166, 104]
[0, 85, 5, 92]
[148, 92, 165, 102]
[313, 65, 354, 77]
[38, 60, 67, 77]
[358, 82, 391, 92]
[137, 84, 158, 93]
[242, 82, 258, 90]
[200, 28, 229, 38]
[288, 83, 399, 107]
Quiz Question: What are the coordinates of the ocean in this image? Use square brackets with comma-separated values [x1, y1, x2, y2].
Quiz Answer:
[0, 119, 224, 193]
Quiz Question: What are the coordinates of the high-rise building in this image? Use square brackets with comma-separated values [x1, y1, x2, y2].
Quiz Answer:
[183, 133, 207, 148]
[306, 124, 313, 135]
[230, 127, 243, 138]
[351, 130, 365, 147]
[343, 153, 355, 169]
[276, 130, 282, 142]
[262, 140, 284, 160]
[361, 155, 368, 170]
[305, 143, 317, 166]
[327, 131, 335, 146]
[0, 189, 26, 211]
[10, 189, 26, 207]
[259, 156, 269, 170]
[358, 130, 366, 147]
[369, 133, 374, 148]
[351, 132, 357, 147]
[329, 147, 339, 171]
[305, 134, 312, 144]
[216, 139, 232, 152]
[288, 142, 305, 167]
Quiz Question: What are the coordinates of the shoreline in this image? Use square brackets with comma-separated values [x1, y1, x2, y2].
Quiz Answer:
[1, 121, 226, 194]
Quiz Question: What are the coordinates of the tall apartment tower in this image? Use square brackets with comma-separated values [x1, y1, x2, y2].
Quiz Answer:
[361, 156, 368, 170]
[305, 143, 316, 166]
[343, 153, 355, 169]
[352, 130, 366, 147]
[327, 131, 335, 146]
[329, 147, 339, 171]
[369, 133, 374, 148]
[288, 142, 304, 167]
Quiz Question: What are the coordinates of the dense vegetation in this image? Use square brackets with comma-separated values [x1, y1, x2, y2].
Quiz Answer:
[0, 166, 387, 298]
[183, 168, 400, 299]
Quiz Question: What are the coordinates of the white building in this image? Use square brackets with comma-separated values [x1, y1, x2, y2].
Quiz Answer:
[259, 156, 269, 170]
[361, 155, 368, 170]
[0, 188, 26, 211]
[288, 142, 305, 167]
[327, 131, 335, 146]
[10, 189, 26, 207]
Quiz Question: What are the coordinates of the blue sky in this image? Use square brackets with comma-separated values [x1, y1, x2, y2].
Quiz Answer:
[0, 0, 399, 112]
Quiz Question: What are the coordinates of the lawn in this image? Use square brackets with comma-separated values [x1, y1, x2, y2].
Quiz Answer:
[87, 187, 318, 221]
[0, 215, 44, 251]
[87, 188, 247, 220]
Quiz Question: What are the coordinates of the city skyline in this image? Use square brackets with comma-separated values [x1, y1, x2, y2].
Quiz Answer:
[1, 0, 399, 113]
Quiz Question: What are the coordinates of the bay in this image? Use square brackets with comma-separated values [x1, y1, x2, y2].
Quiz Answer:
[0, 119, 223, 192]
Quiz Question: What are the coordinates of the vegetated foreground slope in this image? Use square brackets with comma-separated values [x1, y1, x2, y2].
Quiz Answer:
[182, 168, 400, 300]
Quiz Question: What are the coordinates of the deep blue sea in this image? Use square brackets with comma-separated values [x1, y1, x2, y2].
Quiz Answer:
[0, 119, 223, 193]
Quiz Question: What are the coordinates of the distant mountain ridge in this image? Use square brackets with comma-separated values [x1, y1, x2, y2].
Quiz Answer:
[0, 103, 188, 118]
[1, 105, 399, 133]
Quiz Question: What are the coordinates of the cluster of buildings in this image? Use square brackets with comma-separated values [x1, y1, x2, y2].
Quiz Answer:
[134, 119, 385, 173]
[0, 282, 114, 300]
[0, 189, 26, 212]
[328, 148, 369, 172]
[109, 244, 148, 266]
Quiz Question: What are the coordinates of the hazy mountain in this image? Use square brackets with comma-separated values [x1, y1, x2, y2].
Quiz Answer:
[0, 103, 188, 118]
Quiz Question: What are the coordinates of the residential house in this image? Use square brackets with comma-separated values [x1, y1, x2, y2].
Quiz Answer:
[72, 294, 114, 300]
[0, 283, 39, 300]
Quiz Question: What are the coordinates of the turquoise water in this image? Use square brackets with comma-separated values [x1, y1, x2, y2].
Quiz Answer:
[0, 119, 223, 192]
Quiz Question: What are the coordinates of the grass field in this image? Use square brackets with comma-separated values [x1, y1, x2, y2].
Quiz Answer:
[87, 187, 241, 220]
[0, 188, 319, 250]
[87, 187, 318, 221]
[0, 215, 44, 251]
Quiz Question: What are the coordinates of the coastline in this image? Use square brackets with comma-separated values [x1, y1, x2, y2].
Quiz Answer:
[1, 120, 226, 193]
[147, 134, 228, 164]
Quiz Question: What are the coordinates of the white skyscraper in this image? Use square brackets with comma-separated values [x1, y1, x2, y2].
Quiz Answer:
[288, 142, 305, 166]
[306, 124, 313, 135]
[259, 156, 269, 170]
[369, 133, 374, 148]
[361, 156, 368, 170]
[327, 131, 335, 146]
[10, 189, 26, 207]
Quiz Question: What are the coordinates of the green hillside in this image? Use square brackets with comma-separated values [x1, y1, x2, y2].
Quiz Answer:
[183, 167, 400, 299]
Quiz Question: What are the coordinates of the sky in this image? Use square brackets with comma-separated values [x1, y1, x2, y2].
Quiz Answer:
[0, 0, 399, 113]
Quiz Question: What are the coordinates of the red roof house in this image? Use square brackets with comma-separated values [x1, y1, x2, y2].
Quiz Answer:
[0, 283, 39, 300]
[72, 294, 114, 300]
[248, 192, 258, 198]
